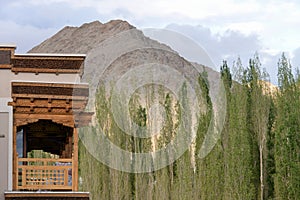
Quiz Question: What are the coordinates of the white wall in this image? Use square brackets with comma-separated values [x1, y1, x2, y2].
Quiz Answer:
[0, 69, 80, 98]
[0, 68, 80, 195]
[0, 98, 13, 199]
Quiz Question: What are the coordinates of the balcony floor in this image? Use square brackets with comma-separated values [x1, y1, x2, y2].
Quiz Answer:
[4, 191, 89, 200]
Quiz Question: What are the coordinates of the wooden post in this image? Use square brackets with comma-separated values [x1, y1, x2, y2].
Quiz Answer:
[68, 134, 72, 158]
[64, 167, 69, 187]
[23, 127, 27, 158]
[21, 168, 26, 189]
[72, 127, 79, 191]
[13, 125, 17, 190]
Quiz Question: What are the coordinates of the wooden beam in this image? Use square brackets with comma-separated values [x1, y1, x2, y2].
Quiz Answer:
[11, 81, 89, 89]
[11, 94, 88, 100]
[13, 113, 75, 127]
[13, 113, 93, 128]
[11, 68, 80, 74]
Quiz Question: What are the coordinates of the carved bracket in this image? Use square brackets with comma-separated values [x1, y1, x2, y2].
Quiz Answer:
[14, 118, 39, 127]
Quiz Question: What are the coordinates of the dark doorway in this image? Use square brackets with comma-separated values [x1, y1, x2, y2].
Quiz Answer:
[18, 120, 73, 158]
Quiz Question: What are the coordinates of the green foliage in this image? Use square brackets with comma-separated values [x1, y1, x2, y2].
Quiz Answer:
[221, 60, 232, 88]
[77, 53, 300, 200]
[278, 53, 295, 90]
[266, 100, 276, 199]
[221, 60, 258, 199]
[274, 54, 300, 199]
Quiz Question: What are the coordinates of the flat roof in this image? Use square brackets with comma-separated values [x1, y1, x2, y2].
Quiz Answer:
[11, 80, 88, 85]
[15, 53, 86, 57]
[11, 81, 89, 86]
[0, 44, 17, 48]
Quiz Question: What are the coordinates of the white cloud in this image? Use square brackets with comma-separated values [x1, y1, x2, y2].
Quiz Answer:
[4, 0, 300, 44]
[225, 22, 264, 36]
[99, 0, 260, 19]
[20, 0, 261, 21]
[1, 0, 300, 81]
[0, 20, 57, 53]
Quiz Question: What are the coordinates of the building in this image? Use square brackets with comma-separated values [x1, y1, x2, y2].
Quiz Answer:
[0, 45, 92, 200]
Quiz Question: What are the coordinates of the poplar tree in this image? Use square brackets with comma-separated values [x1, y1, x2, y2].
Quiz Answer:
[223, 59, 256, 199]
[274, 53, 300, 199]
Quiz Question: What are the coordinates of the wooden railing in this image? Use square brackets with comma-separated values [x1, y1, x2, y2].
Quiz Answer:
[16, 157, 73, 190]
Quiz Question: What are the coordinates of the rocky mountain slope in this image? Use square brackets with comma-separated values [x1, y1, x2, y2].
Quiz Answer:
[29, 20, 219, 113]
[30, 20, 135, 54]
[27, 20, 297, 200]
[29, 20, 225, 158]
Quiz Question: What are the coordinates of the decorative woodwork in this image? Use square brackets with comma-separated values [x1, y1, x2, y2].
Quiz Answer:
[0, 50, 11, 65]
[16, 157, 73, 190]
[3, 46, 92, 198]
[13, 113, 92, 128]
[9, 82, 93, 128]
[9, 82, 93, 192]
[13, 118, 39, 127]
[0, 46, 15, 68]
[11, 54, 85, 75]
[12, 82, 89, 97]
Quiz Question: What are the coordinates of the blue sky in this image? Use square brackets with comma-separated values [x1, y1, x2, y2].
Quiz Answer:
[1, 0, 300, 83]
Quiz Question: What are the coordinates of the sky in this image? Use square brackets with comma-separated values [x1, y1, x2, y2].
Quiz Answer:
[1, 0, 300, 83]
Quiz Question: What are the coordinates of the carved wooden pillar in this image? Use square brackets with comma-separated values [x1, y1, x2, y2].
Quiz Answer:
[23, 128, 27, 158]
[72, 127, 79, 191]
[12, 125, 17, 190]
[68, 133, 72, 158]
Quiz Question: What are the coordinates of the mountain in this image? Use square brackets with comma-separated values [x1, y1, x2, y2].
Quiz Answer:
[29, 20, 219, 115]
[28, 20, 221, 198]
[27, 20, 299, 200]
[30, 20, 135, 54]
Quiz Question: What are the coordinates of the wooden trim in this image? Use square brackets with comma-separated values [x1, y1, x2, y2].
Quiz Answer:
[13, 113, 75, 127]
[11, 56, 85, 75]
[18, 158, 72, 162]
[11, 67, 80, 74]
[18, 165, 72, 170]
[9, 99, 87, 109]
[11, 82, 89, 98]
[11, 94, 88, 100]
[12, 82, 89, 88]
[13, 118, 39, 127]
[17, 185, 72, 190]
[13, 54, 85, 60]
[16, 157, 73, 190]
[0, 64, 12, 69]
[12, 113, 93, 128]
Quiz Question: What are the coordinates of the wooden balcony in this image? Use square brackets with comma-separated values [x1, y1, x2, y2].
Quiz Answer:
[3, 49, 91, 199]
[16, 157, 73, 191]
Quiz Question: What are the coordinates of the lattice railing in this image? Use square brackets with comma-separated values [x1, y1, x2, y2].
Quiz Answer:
[16, 157, 73, 190]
